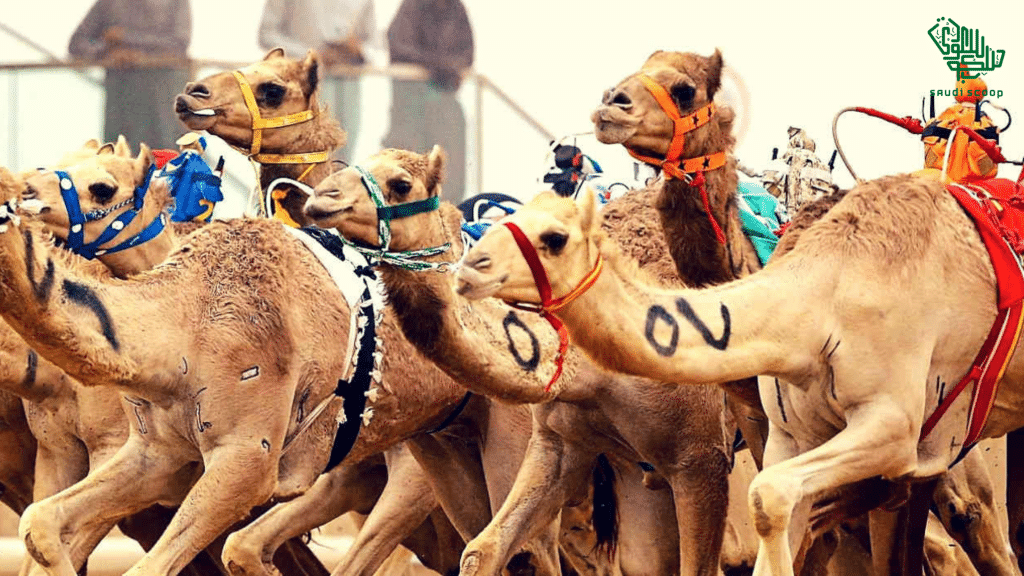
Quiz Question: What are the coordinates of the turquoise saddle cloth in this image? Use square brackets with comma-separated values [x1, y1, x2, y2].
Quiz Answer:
[736, 182, 785, 266]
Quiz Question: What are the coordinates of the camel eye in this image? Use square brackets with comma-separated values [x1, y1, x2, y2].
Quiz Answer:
[540, 232, 568, 253]
[390, 180, 412, 198]
[89, 182, 117, 204]
[670, 83, 696, 108]
[257, 82, 287, 107]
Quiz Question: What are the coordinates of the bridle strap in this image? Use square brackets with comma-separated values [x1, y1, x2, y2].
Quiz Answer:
[624, 74, 728, 244]
[339, 165, 451, 271]
[231, 70, 327, 181]
[55, 166, 167, 259]
[502, 221, 603, 392]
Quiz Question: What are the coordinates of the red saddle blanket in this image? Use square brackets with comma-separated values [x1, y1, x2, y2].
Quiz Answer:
[921, 178, 1024, 452]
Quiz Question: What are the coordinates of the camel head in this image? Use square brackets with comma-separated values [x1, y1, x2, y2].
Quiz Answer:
[21, 138, 168, 257]
[591, 49, 733, 161]
[456, 189, 601, 304]
[306, 146, 446, 251]
[175, 48, 340, 155]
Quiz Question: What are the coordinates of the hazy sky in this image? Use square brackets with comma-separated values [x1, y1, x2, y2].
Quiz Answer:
[2, 0, 1022, 203]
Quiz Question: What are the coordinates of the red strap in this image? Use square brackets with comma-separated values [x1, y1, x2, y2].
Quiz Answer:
[854, 107, 925, 135]
[504, 222, 554, 304]
[955, 124, 1008, 164]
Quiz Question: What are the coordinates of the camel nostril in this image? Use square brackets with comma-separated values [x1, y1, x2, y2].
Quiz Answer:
[610, 91, 632, 109]
[186, 82, 211, 98]
[468, 255, 491, 270]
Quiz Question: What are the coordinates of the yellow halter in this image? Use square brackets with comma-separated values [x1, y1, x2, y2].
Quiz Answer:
[231, 70, 330, 172]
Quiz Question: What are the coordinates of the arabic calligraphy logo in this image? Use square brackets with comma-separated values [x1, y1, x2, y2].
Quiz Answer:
[928, 17, 1005, 80]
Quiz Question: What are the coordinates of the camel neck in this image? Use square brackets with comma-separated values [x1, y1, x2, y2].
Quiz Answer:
[377, 209, 575, 403]
[655, 163, 757, 286]
[555, 242, 791, 386]
[98, 227, 178, 278]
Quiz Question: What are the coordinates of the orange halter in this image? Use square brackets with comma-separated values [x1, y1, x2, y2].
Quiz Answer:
[626, 74, 728, 243]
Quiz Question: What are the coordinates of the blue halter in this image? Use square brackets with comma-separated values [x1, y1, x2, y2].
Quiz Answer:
[56, 165, 167, 259]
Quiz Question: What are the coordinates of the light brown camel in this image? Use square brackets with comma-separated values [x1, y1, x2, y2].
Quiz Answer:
[173, 49, 578, 576]
[3, 139, 560, 575]
[583, 49, 1015, 575]
[304, 146, 739, 576]
[453, 177, 1024, 576]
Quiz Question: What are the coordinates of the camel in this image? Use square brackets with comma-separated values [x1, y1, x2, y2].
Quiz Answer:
[303, 146, 744, 576]
[582, 49, 1014, 575]
[3, 135, 564, 575]
[172, 48, 591, 576]
[453, 173, 1024, 576]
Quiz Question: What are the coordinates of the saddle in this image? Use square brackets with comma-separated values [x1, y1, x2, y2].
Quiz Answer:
[921, 177, 1024, 457]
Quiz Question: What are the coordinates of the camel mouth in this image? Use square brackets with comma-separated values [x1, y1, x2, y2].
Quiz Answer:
[590, 106, 639, 144]
[175, 95, 219, 129]
[303, 199, 356, 228]
[454, 266, 508, 300]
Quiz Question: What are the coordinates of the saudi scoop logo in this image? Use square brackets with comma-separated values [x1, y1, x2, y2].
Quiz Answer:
[928, 17, 1005, 80]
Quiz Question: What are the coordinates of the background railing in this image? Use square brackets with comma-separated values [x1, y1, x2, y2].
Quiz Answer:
[0, 57, 556, 217]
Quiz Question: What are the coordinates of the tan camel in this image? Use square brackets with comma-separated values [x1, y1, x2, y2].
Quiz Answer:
[453, 175, 1024, 576]
[583, 48, 1015, 575]
[172, 49, 580, 576]
[3, 139, 561, 575]
[304, 146, 741, 576]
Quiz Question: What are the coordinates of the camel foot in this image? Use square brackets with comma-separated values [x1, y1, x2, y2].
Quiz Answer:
[460, 540, 505, 576]
[222, 532, 280, 576]
[19, 506, 76, 576]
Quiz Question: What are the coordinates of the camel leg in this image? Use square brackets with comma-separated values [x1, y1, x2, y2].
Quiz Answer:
[460, 426, 594, 576]
[866, 478, 936, 576]
[19, 433, 195, 576]
[934, 448, 1019, 576]
[748, 401, 918, 576]
[330, 444, 444, 576]
[1005, 429, 1024, 572]
[405, 432, 492, 541]
[222, 456, 387, 576]
[123, 439, 290, 576]
[668, 446, 731, 576]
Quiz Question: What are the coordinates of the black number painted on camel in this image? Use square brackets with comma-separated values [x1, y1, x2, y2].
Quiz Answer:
[644, 297, 731, 356]
[503, 311, 540, 372]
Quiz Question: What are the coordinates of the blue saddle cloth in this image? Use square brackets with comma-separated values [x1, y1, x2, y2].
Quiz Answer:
[158, 151, 224, 222]
[736, 182, 785, 266]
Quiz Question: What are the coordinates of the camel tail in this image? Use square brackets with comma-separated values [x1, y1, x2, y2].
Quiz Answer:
[591, 453, 619, 558]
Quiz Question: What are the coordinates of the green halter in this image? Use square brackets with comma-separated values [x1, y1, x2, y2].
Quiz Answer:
[342, 166, 451, 271]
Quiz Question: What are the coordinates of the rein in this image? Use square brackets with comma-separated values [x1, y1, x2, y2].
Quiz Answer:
[341, 165, 452, 271]
[502, 221, 603, 392]
[55, 166, 168, 259]
[625, 74, 727, 243]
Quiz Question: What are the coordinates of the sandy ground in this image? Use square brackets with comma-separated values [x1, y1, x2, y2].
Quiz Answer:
[0, 510, 438, 575]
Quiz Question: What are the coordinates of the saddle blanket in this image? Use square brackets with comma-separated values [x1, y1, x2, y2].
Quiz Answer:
[921, 178, 1024, 453]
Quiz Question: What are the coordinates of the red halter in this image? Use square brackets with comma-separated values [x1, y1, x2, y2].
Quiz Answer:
[502, 222, 604, 392]
[625, 74, 728, 244]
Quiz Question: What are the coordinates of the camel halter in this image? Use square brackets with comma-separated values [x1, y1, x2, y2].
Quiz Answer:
[54, 166, 168, 260]
[341, 165, 452, 271]
[502, 221, 604, 392]
[626, 74, 728, 244]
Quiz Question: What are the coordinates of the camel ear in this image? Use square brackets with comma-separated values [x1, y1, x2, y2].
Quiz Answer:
[263, 47, 285, 61]
[426, 145, 446, 197]
[114, 135, 131, 157]
[577, 186, 598, 236]
[97, 143, 115, 156]
[705, 49, 723, 100]
[301, 49, 321, 96]
[134, 142, 152, 176]
[82, 138, 101, 151]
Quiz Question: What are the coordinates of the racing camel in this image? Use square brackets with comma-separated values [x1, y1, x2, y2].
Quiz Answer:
[454, 180, 1024, 576]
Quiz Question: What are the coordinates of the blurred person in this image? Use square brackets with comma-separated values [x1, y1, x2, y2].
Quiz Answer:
[384, 0, 473, 202]
[258, 0, 375, 160]
[68, 0, 192, 149]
